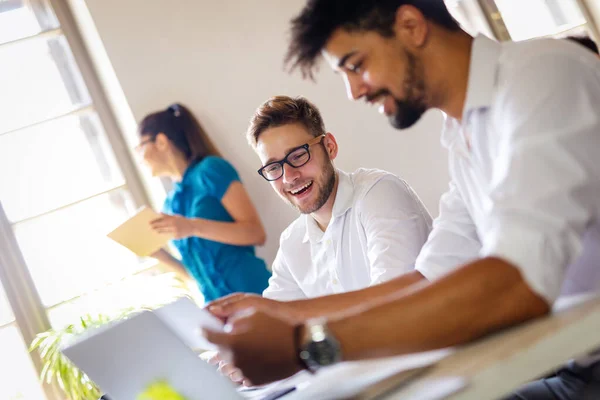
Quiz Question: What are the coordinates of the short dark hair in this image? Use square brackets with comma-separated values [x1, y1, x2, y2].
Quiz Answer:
[565, 35, 599, 55]
[285, 0, 460, 79]
[139, 103, 220, 162]
[247, 96, 326, 147]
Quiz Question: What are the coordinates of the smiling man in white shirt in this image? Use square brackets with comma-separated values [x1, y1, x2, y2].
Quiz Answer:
[209, 95, 432, 384]
[204, 1, 600, 397]
[250, 95, 432, 302]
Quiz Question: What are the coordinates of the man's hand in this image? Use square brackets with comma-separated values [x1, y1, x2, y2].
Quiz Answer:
[150, 213, 196, 239]
[202, 308, 302, 385]
[207, 293, 301, 323]
[206, 351, 253, 387]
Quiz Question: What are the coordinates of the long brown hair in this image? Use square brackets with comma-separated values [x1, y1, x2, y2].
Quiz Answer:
[139, 103, 220, 162]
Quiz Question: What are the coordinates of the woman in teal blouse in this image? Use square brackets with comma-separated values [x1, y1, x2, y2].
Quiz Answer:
[136, 103, 270, 302]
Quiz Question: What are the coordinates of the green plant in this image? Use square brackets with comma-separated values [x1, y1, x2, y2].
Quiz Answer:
[30, 272, 191, 400]
[30, 313, 112, 399]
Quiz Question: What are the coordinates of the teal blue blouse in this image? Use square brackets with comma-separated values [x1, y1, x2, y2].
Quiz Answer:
[163, 156, 270, 302]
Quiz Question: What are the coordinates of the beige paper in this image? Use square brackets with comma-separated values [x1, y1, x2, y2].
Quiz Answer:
[107, 206, 172, 257]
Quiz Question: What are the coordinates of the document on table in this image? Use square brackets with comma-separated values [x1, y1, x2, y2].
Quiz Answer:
[244, 349, 466, 400]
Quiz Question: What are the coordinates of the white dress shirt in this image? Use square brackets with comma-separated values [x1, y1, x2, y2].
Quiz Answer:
[263, 168, 432, 301]
[415, 35, 600, 304]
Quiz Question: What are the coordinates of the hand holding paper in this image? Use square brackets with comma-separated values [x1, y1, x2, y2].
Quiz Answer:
[107, 206, 172, 257]
[149, 213, 197, 239]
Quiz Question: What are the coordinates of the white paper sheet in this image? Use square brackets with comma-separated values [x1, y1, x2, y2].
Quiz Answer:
[154, 296, 224, 351]
[385, 377, 466, 400]
[280, 349, 458, 400]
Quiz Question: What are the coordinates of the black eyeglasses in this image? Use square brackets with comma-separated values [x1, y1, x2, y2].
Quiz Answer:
[258, 135, 325, 181]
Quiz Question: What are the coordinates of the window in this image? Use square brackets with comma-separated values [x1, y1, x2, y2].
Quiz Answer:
[494, 0, 586, 40]
[447, 0, 594, 42]
[0, 1, 160, 398]
[0, 285, 46, 400]
[445, 0, 497, 38]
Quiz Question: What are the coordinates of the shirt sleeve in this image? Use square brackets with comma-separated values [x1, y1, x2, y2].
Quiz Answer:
[262, 246, 308, 301]
[481, 53, 600, 304]
[196, 157, 240, 200]
[356, 176, 433, 285]
[415, 181, 482, 280]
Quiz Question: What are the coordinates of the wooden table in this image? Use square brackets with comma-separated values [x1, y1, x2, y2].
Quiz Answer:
[383, 293, 600, 400]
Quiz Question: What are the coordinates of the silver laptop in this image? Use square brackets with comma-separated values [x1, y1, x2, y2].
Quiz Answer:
[62, 310, 242, 400]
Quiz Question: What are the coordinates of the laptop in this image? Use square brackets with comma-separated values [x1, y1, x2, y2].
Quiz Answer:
[62, 308, 241, 400]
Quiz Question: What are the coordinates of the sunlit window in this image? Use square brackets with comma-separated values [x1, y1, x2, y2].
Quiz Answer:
[494, 0, 586, 40]
[0, 1, 165, 398]
[0, 280, 46, 399]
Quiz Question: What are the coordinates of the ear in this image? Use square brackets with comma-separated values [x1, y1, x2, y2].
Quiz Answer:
[154, 133, 169, 151]
[323, 132, 339, 161]
[393, 4, 429, 48]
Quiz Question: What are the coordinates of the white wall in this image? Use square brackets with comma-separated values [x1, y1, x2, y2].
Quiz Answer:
[80, 0, 449, 266]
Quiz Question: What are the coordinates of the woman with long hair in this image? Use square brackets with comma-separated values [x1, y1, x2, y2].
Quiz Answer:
[136, 103, 270, 302]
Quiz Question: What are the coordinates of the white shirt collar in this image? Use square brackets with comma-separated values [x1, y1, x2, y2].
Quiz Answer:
[441, 35, 502, 149]
[462, 35, 502, 119]
[264, 167, 433, 301]
[302, 169, 353, 243]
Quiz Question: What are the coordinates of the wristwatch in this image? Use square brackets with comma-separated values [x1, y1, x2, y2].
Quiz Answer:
[296, 318, 342, 372]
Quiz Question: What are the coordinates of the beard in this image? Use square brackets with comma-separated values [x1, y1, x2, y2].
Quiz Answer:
[369, 51, 427, 130]
[287, 158, 337, 215]
[388, 97, 426, 130]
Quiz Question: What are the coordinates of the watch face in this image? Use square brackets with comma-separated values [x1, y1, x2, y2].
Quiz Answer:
[306, 338, 339, 366]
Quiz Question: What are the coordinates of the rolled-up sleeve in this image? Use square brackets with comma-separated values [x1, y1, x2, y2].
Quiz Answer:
[415, 181, 482, 281]
[481, 54, 600, 304]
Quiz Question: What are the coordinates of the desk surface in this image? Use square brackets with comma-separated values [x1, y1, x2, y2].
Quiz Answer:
[383, 293, 600, 400]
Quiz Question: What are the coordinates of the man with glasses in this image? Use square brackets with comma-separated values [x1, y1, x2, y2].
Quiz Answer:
[208, 95, 432, 384]
[251, 95, 431, 303]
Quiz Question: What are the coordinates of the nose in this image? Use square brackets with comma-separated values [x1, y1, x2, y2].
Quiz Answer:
[343, 73, 368, 101]
[282, 163, 300, 184]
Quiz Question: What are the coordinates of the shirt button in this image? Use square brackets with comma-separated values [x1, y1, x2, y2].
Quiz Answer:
[332, 278, 339, 285]
[326, 239, 332, 246]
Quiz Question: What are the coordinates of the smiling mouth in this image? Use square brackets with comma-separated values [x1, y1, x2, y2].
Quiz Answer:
[288, 181, 313, 196]
[366, 93, 388, 111]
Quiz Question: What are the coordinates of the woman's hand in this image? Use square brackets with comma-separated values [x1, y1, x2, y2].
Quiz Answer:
[150, 213, 198, 239]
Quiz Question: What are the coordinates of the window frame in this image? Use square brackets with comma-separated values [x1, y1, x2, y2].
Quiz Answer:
[0, 1, 150, 398]
[479, 0, 598, 41]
